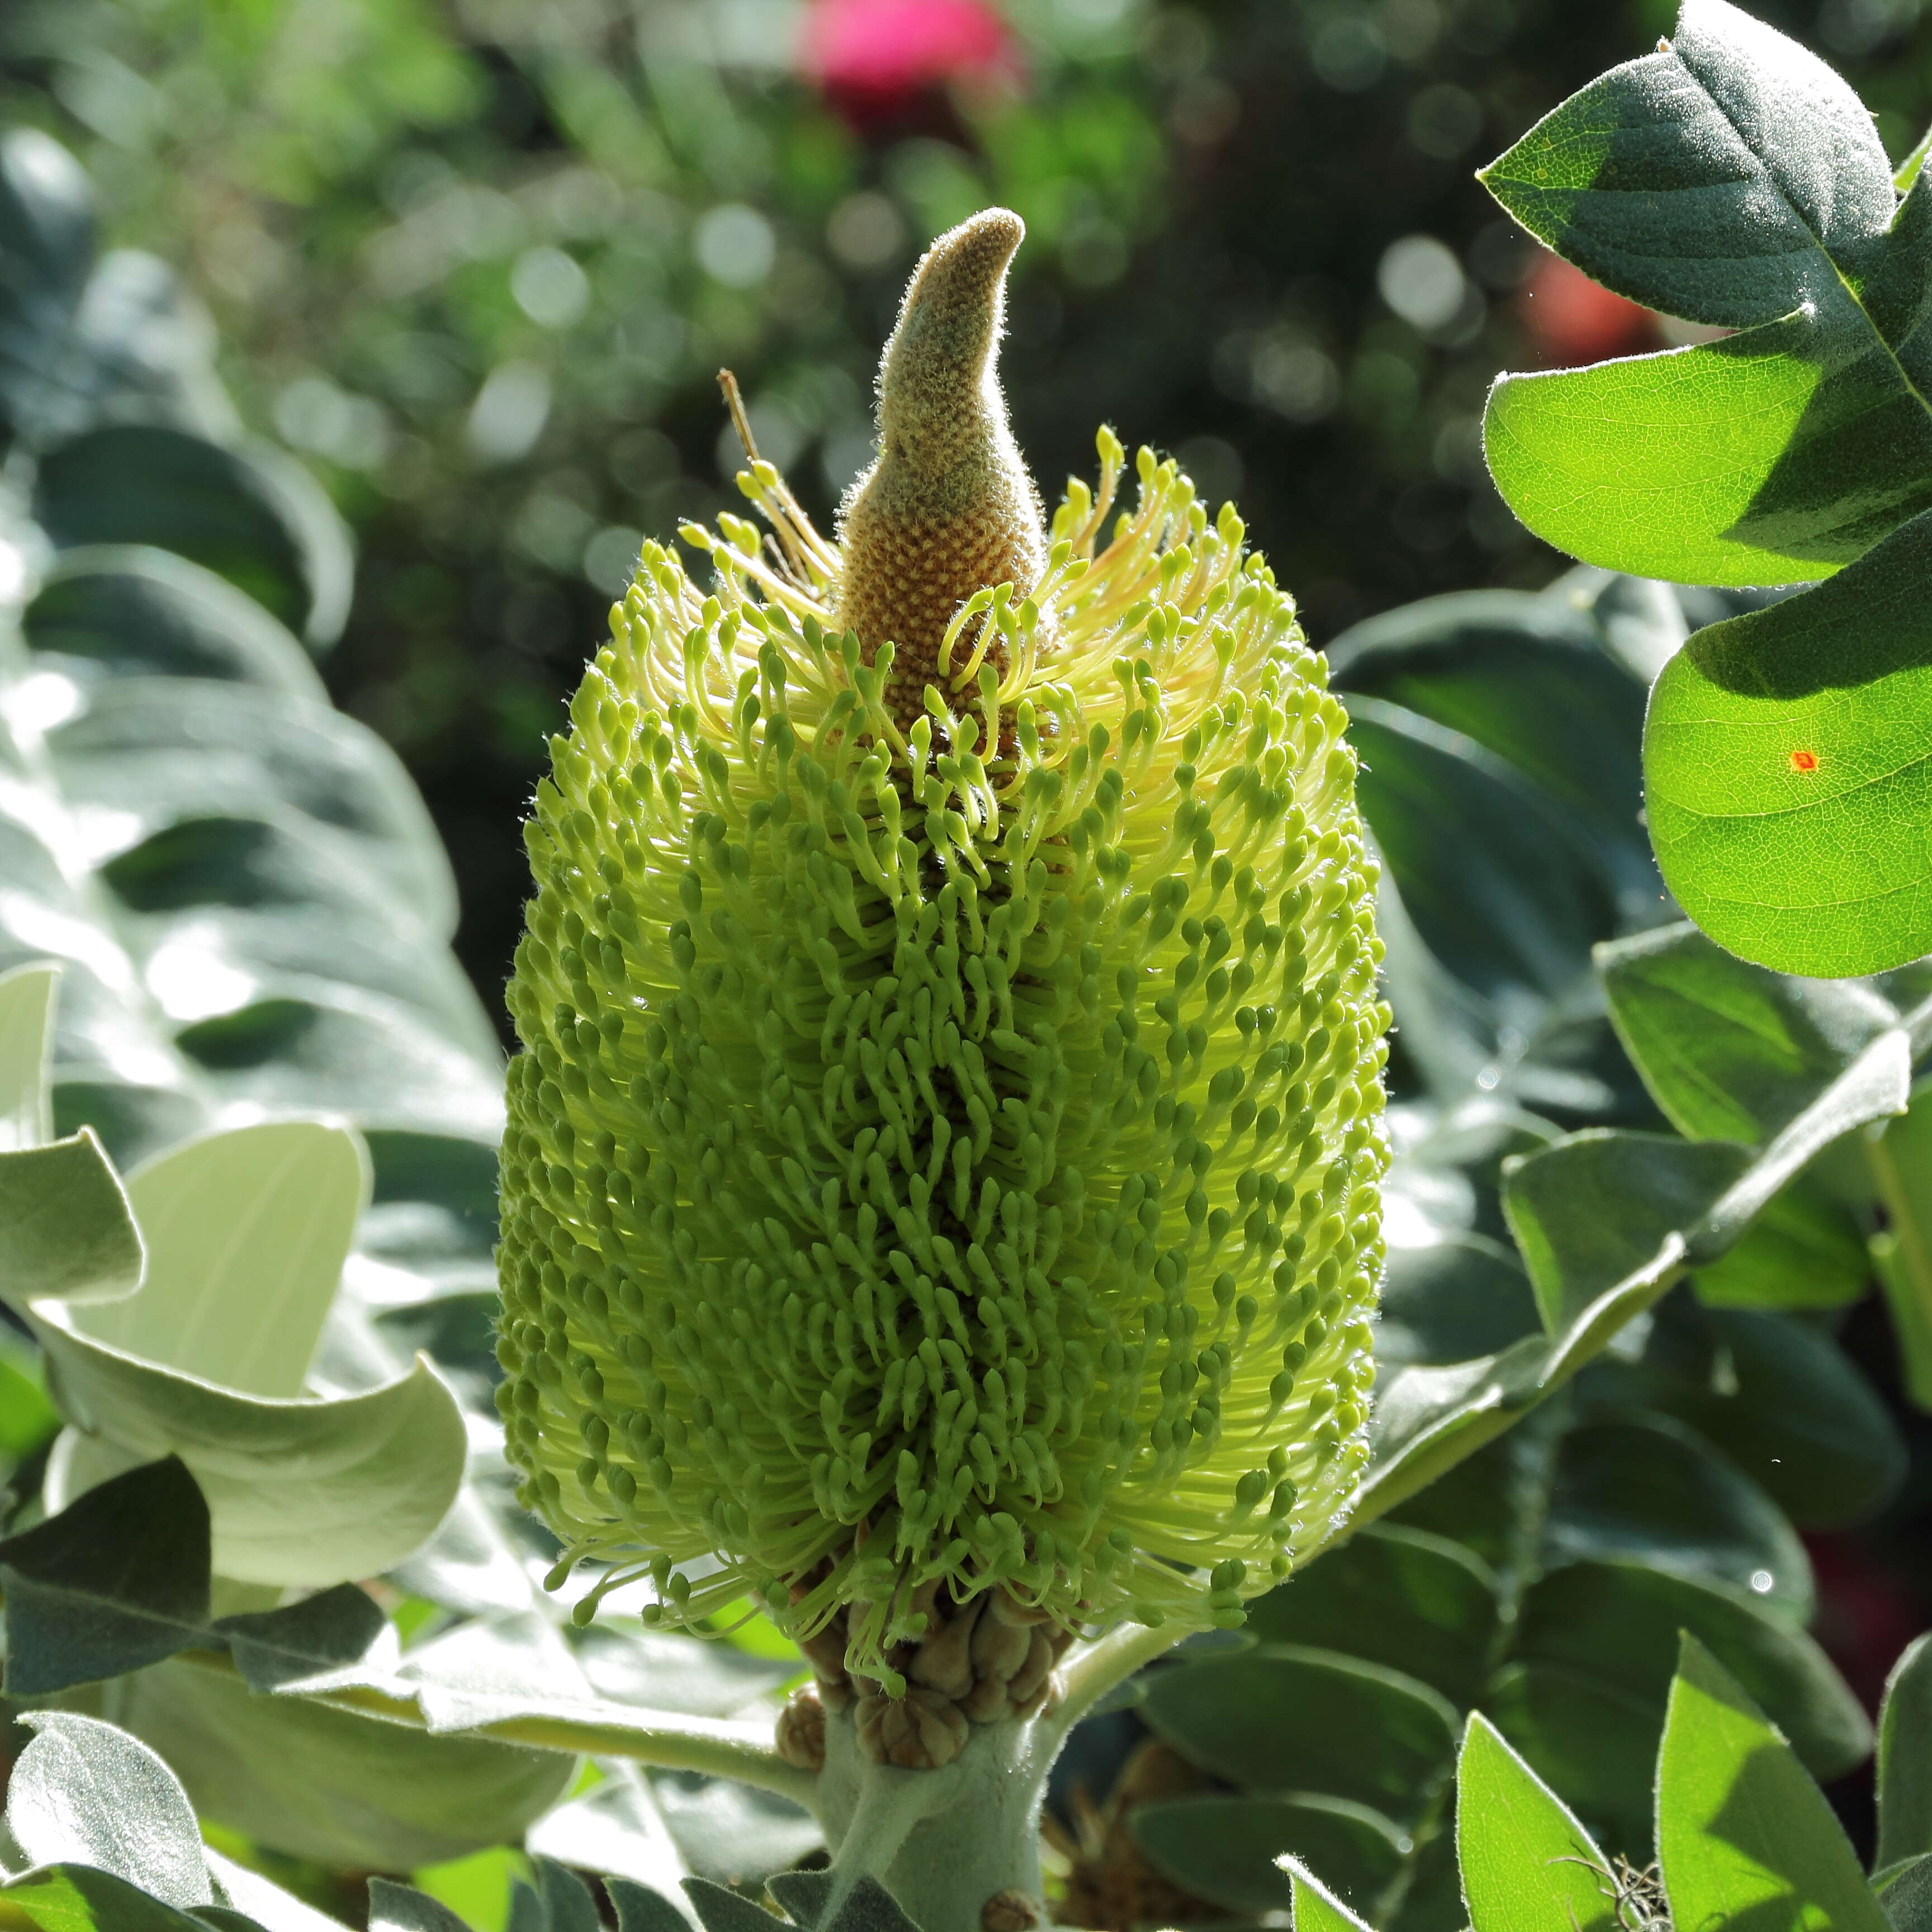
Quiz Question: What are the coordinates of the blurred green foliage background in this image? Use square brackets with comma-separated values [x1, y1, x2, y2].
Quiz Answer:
[4, 0, 1930, 1012]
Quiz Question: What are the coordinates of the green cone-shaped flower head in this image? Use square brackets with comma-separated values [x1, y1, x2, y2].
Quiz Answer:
[496, 210, 1388, 1679]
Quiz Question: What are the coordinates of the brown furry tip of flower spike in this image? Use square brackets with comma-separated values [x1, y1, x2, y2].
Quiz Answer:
[836, 206, 1047, 728]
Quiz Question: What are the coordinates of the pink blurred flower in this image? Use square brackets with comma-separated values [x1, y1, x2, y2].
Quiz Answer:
[1517, 251, 1658, 367]
[803, 0, 1021, 121]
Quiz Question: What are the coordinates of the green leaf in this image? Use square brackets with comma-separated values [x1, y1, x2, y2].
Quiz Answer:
[1483, 319, 1925, 587]
[1480, 1, 1932, 589]
[214, 1585, 387, 1692]
[1282, 1858, 1373, 1932]
[1483, 1660, 1665, 1859]
[608, 1881, 696, 1932]
[1, 1865, 212, 1932]
[524, 1867, 600, 1932]
[367, 1881, 473, 1932]
[1131, 1794, 1406, 1918]
[1597, 922, 1897, 1144]
[65, 683, 464, 945]
[79, 1123, 367, 1398]
[1331, 585, 1647, 864]
[1879, 1856, 1932, 1932]
[7, 1711, 211, 1909]
[37, 1315, 466, 1587]
[681, 1880, 784, 1932]
[1348, 700, 1614, 1005]
[1245, 1523, 1499, 1708]
[766, 1872, 921, 1932]
[120, 1656, 577, 1871]
[0, 1456, 385, 1693]
[1503, 1001, 1910, 1371]
[1644, 514, 1932, 976]
[25, 547, 329, 695]
[1545, 1413, 1812, 1621]
[1692, 1180, 1871, 1313]
[1456, 1712, 1615, 1932]
[34, 427, 352, 647]
[1138, 1645, 1461, 1824]
[1658, 1633, 1890, 1932]
[1867, 1084, 1932, 1410]
[0, 1130, 144, 1304]
[1879, 1635, 1932, 1871]
[1519, 1560, 1872, 1780]
[1628, 1303, 1907, 1526]
[1505, 1131, 1747, 1339]
[1480, 0, 1893, 332]
[0, 960, 59, 1149]
[0, 129, 96, 440]
[0, 1454, 208, 1693]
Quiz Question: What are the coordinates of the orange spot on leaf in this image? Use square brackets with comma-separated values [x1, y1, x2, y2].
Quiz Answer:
[1790, 749, 1819, 773]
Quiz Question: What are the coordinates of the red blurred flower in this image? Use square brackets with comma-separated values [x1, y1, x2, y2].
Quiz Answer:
[803, 0, 1021, 129]
[1517, 250, 1658, 367]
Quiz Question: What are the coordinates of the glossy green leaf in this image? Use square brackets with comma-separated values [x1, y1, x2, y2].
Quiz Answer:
[1505, 1131, 1746, 1339]
[1332, 585, 1647, 855]
[1246, 1524, 1499, 1708]
[1658, 1634, 1890, 1932]
[1483, 1660, 1664, 1859]
[1283, 1858, 1372, 1932]
[1879, 1635, 1932, 1872]
[7, 1711, 211, 1910]
[1503, 1002, 1909, 1368]
[1598, 923, 1897, 1143]
[1349, 700, 1613, 1005]
[1545, 1413, 1811, 1621]
[1456, 1712, 1614, 1932]
[1518, 1560, 1871, 1779]
[1645, 514, 1932, 976]
[1139, 1645, 1460, 1823]
[82, 1123, 367, 1397]
[1693, 1179, 1871, 1313]
[1132, 1794, 1406, 1917]
[1627, 1303, 1907, 1525]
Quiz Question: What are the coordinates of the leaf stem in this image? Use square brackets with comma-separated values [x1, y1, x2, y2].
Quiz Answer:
[1864, 1128, 1932, 1410]
[1046, 1618, 1188, 1736]
[170, 1647, 819, 1807]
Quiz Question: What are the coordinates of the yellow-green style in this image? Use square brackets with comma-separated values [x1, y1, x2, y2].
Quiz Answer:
[494, 209, 1388, 1694]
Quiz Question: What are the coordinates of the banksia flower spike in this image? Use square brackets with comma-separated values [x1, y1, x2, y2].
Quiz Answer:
[496, 209, 1389, 1753]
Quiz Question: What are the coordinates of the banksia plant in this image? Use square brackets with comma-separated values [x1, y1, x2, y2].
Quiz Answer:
[495, 209, 1388, 1793]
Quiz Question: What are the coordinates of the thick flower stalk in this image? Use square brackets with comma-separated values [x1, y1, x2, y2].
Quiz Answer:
[495, 210, 1388, 1768]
